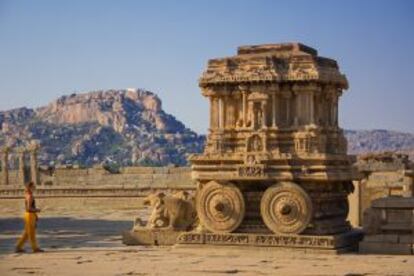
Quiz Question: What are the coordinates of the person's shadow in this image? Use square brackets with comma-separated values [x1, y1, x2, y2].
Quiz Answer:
[0, 217, 132, 254]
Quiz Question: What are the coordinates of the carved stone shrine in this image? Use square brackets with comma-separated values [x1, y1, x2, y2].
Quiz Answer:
[124, 43, 362, 252]
[190, 43, 356, 237]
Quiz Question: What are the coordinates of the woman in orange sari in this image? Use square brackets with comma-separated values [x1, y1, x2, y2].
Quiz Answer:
[15, 181, 44, 253]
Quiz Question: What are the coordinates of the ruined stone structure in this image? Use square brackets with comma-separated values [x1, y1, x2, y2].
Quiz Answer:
[0, 166, 194, 199]
[189, 43, 355, 237]
[28, 141, 40, 186]
[349, 152, 414, 226]
[0, 143, 39, 187]
[1, 146, 10, 185]
[349, 152, 414, 254]
[123, 43, 362, 251]
[359, 196, 414, 255]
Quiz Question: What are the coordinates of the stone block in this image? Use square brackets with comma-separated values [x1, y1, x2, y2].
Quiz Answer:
[359, 241, 413, 255]
[398, 235, 414, 244]
[122, 229, 183, 246]
[153, 167, 170, 174]
[387, 209, 413, 223]
[364, 234, 398, 243]
[372, 197, 414, 208]
[381, 223, 412, 232]
[174, 231, 362, 253]
[170, 167, 192, 174]
[120, 167, 155, 174]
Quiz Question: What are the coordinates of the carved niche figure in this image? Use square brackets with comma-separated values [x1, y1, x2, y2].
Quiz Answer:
[246, 154, 258, 165]
[253, 103, 263, 130]
[247, 92, 268, 130]
[142, 191, 197, 231]
[247, 135, 263, 152]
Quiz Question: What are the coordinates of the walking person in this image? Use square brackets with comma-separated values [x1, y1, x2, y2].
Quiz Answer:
[15, 181, 44, 253]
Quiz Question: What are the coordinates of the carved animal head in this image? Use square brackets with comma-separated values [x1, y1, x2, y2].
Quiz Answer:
[173, 190, 191, 201]
[143, 192, 166, 206]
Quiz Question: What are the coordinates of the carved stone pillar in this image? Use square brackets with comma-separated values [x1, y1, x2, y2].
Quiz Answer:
[332, 91, 340, 127]
[219, 96, 225, 129]
[281, 90, 291, 127]
[332, 98, 338, 126]
[314, 92, 320, 125]
[309, 91, 314, 125]
[242, 90, 247, 127]
[247, 101, 254, 128]
[325, 86, 338, 127]
[271, 94, 277, 128]
[210, 96, 219, 130]
[261, 101, 268, 129]
[269, 85, 279, 128]
[28, 142, 40, 186]
[16, 147, 26, 186]
[294, 91, 301, 126]
[1, 146, 10, 185]
[209, 97, 217, 130]
[226, 96, 236, 128]
[209, 96, 214, 129]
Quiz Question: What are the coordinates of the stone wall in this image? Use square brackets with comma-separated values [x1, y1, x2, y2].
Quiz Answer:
[51, 166, 192, 189]
[2, 152, 413, 229]
[348, 152, 414, 227]
[0, 166, 195, 199]
[1, 166, 194, 189]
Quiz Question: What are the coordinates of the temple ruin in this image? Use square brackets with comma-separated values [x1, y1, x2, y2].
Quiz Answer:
[0, 141, 40, 186]
[189, 42, 355, 237]
[123, 42, 362, 251]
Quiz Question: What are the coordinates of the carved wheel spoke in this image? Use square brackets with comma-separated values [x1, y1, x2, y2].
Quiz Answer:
[196, 181, 245, 233]
[260, 182, 312, 235]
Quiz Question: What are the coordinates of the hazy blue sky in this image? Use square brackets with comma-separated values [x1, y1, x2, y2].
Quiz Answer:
[0, 0, 413, 134]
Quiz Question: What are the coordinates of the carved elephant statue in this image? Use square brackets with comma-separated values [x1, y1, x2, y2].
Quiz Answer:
[143, 191, 197, 231]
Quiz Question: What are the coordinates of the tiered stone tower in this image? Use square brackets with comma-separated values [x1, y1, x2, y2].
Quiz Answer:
[190, 43, 355, 235]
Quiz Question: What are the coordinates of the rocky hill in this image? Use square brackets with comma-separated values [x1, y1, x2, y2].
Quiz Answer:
[345, 129, 414, 160]
[0, 89, 413, 167]
[0, 89, 204, 167]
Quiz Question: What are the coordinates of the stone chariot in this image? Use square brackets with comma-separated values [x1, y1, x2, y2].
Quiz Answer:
[124, 43, 362, 251]
[190, 43, 355, 236]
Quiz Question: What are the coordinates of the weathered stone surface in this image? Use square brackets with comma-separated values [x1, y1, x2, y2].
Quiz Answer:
[123, 229, 184, 246]
[399, 235, 414, 244]
[356, 152, 412, 171]
[142, 191, 196, 230]
[260, 182, 312, 235]
[364, 234, 399, 243]
[199, 43, 348, 87]
[191, 42, 355, 236]
[1, 146, 10, 185]
[196, 181, 245, 233]
[360, 196, 414, 255]
[350, 152, 414, 226]
[371, 196, 414, 208]
[176, 230, 363, 251]
[359, 241, 413, 255]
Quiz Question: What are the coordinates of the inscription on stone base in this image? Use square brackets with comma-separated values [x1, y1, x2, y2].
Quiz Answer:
[177, 231, 363, 249]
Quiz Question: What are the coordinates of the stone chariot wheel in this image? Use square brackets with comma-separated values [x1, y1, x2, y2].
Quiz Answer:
[260, 182, 313, 235]
[196, 181, 245, 233]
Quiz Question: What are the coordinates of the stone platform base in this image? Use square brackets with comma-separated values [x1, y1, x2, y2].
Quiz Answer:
[123, 228, 363, 253]
[359, 197, 414, 255]
[123, 228, 184, 246]
[176, 231, 363, 253]
[359, 235, 414, 255]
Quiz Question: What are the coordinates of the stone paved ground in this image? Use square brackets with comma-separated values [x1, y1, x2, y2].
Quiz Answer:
[1, 198, 413, 276]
